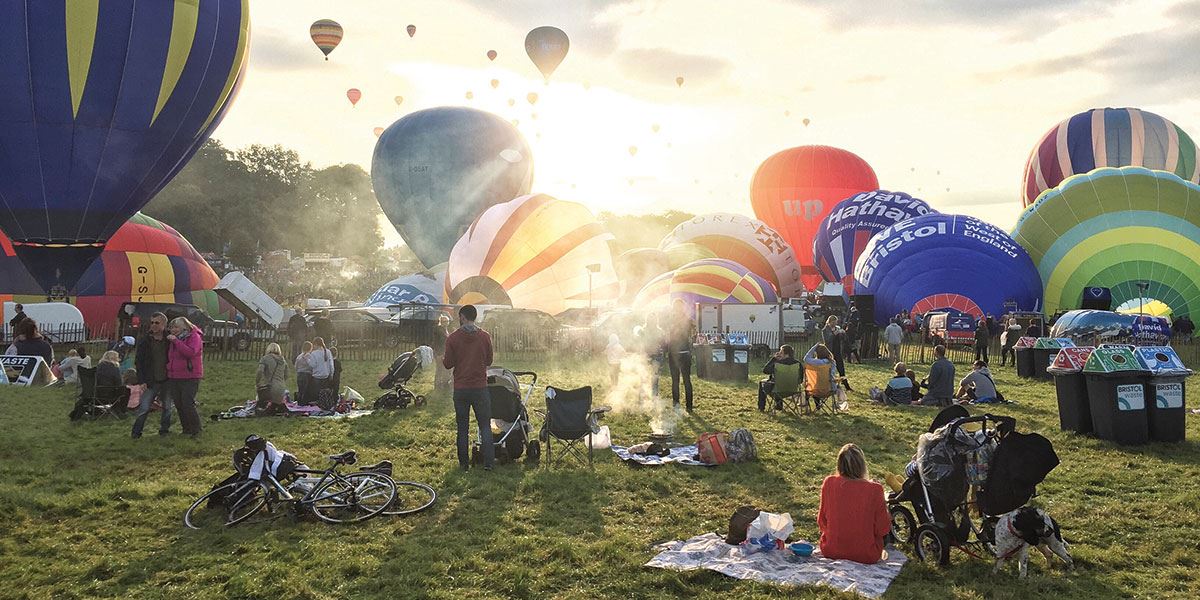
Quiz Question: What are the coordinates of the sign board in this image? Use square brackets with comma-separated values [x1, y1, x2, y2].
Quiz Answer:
[1014, 336, 1037, 349]
[733, 350, 749, 364]
[0, 355, 57, 386]
[1048, 347, 1095, 374]
[1154, 382, 1184, 408]
[1116, 384, 1145, 411]
[1084, 345, 1144, 373]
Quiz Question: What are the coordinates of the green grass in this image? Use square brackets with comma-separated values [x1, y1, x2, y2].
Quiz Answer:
[1, 355, 1198, 600]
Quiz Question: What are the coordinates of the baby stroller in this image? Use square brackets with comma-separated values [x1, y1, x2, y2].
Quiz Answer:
[374, 346, 432, 409]
[888, 406, 1059, 565]
[471, 368, 538, 464]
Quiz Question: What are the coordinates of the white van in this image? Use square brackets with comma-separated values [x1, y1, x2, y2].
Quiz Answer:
[4, 302, 87, 343]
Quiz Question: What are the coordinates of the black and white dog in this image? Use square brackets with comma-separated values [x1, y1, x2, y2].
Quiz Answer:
[993, 506, 1074, 578]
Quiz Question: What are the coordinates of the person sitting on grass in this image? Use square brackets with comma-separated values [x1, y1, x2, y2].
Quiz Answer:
[913, 345, 954, 406]
[905, 369, 924, 404]
[883, 363, 913, 405]
[955, 360, 998, 404]
[818, 443, 891, 564]
[58, 348, 90, 385]
[758, 344, 799, 411]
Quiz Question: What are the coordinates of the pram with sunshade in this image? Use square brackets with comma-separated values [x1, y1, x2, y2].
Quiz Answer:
[374, 346, 432, 409]
[471, 368, 538, 464]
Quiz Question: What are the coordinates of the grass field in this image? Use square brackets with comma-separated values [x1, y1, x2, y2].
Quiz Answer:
[1, 353, 1198, 600]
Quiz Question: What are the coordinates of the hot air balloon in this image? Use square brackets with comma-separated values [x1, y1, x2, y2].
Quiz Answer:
[651, 124, 661, 133]
[665, 259, 778, 317]
[750, 146, 879, 291]
[853, 214, 1043, 325]
[525, 26, 569, 81]
[675, 76, 685, 87]
[310, 19, 343, 60]
[628, 146, 638, 157]
[784, 110, 791, 117]
[802, 118, 811, 127]
[813, 190, 935, 293]
[615, 248, 671, 303]
[508, 98, 516, 107]
[394, 96, 404, 106]
[1, 213, 232, 332]
[526, 92, 539, 105]
[664, 242, 717, 269]
[407, 24, 416, 38]
[373, 127, 384, 138]
[445, 194, 620, 314]
[512, 119, 520, 127]
[487, 50, 498, 61]
[465, 91, 474, 100]
[1022, 107, 1200, 208]
[371, 107, 534, 268]
[365, 268, 446, 306]
[1012, 167, 1200, 318]
[347, 88, 362, 106]
[0, 0, 251, 294]
[660, 213, 802, 298]
[491, 79, 500, 89]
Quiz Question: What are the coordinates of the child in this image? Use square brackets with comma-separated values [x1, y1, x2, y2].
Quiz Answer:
[605, 334, 625, 386]
[123, 369, 145, 412]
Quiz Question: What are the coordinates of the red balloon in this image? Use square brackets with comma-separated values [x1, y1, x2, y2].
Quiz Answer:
[749, 145, 878, 292]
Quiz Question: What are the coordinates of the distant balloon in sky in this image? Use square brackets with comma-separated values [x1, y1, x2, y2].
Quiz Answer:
[784, 110, 791, 117]
[347, 88, 362, 106]
[465, 91, 474, 100]
[813, 190, 935, 294]
[310, 19, 343, 60]
[371, 107, 534, 268]
[487, 50, 498, 61]
[583, 81, 592, 90]
[652, 124, 661, 133]
[526, 92, 539, 105]
[802, 118, 811, 127]
[407, 24, 416, 38]
[512, 119, 520, 126]
[490, 79, 500, 89]
[750, 145, 879, 291]
[628, 146, 638, 157]
[394, 96, 404, 106]
[373, 127, 384, 138]
[0, 0, 251, 292]
[676, 76, 685, 87]
[525, 26, 570, 81]
[507, 98, 516, 107]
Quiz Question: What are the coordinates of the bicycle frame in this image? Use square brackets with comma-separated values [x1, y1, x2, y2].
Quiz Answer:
[259, 463, 362, 511]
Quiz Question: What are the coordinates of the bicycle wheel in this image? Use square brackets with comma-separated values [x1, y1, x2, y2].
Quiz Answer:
[310, 472, 396, 524]
[184, 480, 270, 530]
[380, 481, 437, 516]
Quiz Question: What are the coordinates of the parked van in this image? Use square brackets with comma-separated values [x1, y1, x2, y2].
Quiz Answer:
[3, 302, 86, 343]
[925, 311, 976, 346]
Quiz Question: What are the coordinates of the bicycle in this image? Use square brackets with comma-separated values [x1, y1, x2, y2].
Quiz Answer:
[357, 460, 438, 516]
[184, 450, 397, 529]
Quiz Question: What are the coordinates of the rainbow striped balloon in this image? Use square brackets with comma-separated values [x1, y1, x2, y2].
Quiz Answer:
[666, 259, 778, 316]
[1022, 107, 1199, 207]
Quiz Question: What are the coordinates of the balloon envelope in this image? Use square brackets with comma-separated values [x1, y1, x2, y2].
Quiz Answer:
[347, 88, 362, 106]
[853, 214, 1042, 325]
[667, 259, 778, 316]
[445, 194, 619, 315]
[813, 190, 935, 292]
[616, 247, 671, 303]
[661, 213, 802, 298]
[309, 19, 343, 59]
[1022, 107, 1199, 208]
[487, 50, 497, 61]
[750, 146, 879, 291]
[525, 26, 569, 81]
[407, 24, 416, 38]
[1012, 166, 1200, 319]
[664, 242, 717, 269]
[0, 0, 251, 292]
[365, 269, 446, 306]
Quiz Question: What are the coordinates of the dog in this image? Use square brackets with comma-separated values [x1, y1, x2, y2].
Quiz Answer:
[993, 506, 1073, 577]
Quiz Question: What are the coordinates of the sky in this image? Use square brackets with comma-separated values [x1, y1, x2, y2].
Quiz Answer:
[211, 0, 1200, 247]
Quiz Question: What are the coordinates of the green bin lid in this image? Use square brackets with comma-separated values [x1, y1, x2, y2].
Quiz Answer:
[1034, 337, 1075, 349]
[1083, 345, 1145, 374]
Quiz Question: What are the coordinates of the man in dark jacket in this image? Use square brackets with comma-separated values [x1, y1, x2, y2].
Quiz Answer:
[920, 345, 955, 406]
[8, 303, 27, 331]
[443, 305, 495, 471]
[287, 308, 309, 359]
[131, 312, 173, 438]
[667, 300, 695, 412]
[758, 345, 799, 411]
[313, 310, 334, 346]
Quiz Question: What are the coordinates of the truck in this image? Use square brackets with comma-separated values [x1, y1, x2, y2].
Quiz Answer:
[696, 302, 809, 354]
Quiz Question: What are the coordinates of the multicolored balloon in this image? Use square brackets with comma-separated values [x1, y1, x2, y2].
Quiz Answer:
[664, 242, 717, 269]
[309, 19, 343, 60]
[365, 268, 446, 306]
[854, 214, 1043, 324]
[444, 194, 620, 315]
[813, 190, 935, 293]
[667, 259, 778, 316]
[347, 88, 362, 106]
[525, 26, 569, 81]
[750, 146, 879, 291]
[371, 107, 534, 268]
[1012, 166, 1200, 318]
[1022, 107, 1199, 208]
[633, 271, 674, 311]
[660, 213, 802, 298]
[615, 248, 671, 303]
[0, 0, 251, 292]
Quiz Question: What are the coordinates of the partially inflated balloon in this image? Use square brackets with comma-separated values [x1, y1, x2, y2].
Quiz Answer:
[487, 50, 498, 61]
[664, 242, 717, 269]
[347, 88, 362, 106]
[750, 146, 879, 291]
[668, 259, 778, 316]
[853, 214, 1042, 325]
[371, 107, 534, 267]
[445, 194, 619, 314]
[616, 248, 671, 303]
[365, 268, 446, 306]
[813, 190, 934, 293]
[525, 26, 569, 81]
[394, 96, 404, 106]
[0, 0, 250, 292]
[633, 271, 673, 311]
[310, 19, 343, 60]
[660, 213, 802, 298]
[407, 24, 416, 38]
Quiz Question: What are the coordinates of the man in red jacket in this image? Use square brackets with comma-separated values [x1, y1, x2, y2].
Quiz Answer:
[443, 305, 495, 471]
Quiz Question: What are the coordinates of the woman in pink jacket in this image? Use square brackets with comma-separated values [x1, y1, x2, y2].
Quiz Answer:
[166, 317, 205, 437]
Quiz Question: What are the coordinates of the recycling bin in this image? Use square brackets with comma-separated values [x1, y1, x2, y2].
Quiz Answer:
[1083, 345, 1150, 445]
[1133, 346, 1192, 442]
[1032, 338, 1074, 381]
[696, 343, 749, 382]
[1014, 337, 1037, 378]
[1048, 347, 1095, 434]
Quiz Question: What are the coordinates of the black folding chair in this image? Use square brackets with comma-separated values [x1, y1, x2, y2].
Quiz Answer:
[535, 386, 609, 468]
[71, 366, 127, 421]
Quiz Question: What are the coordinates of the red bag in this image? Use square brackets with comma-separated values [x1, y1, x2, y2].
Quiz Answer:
[697, 432, 730, 465]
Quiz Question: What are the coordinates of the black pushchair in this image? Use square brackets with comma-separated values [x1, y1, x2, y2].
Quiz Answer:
[888, 406, 1059, 565]
[374, 348, 427, 409]
[471, 368, 538, 464]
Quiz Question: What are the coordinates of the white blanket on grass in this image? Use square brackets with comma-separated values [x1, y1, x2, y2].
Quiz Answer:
[611, 444, 710, 466]
[646, 533, 907, 598]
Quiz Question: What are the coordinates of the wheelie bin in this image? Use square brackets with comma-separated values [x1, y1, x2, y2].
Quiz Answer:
[1014, 337, 1037, 378]
[1133, 346, 1192, 442]
[1048, 346, 1095, 434]
[1032, 338, 1074, 380]
[1083, 345, 1150, 445]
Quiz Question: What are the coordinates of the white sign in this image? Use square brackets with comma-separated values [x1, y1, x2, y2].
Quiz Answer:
[0, 355, 57, 387]
[1154, 382, 1184, 409]
[1116, 384, 1145, 411]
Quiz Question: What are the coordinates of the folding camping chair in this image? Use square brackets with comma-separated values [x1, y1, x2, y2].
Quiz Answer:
[768, 362, 806, 416]
[71, 366, 127, 420]
[535, 386, 609, 468]
[804, 362, 838, 415]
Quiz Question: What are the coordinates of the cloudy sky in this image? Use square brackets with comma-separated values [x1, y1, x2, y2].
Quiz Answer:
[213, 0, 1200, 244]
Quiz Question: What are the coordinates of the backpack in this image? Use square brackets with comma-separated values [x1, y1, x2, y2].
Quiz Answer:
[316, 387, 339, 411]
[727, 428, 758, 463]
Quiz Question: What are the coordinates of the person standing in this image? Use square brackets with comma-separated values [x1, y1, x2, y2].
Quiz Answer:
[287, 308, 309, 360]
[666, 300, 695, 412]
[307, 337, 335, 401]
[432, 313, 452, 392]
[255, 343, 289, 415]
[313, 311, 334, 347]
[1000, 317, 1023, 366]
[635, 312, 666, 400]
[442, 305, 495, 471]
[294, 341, 314, 405]
[132, 313, 172, 437]
[918, 345, 955, 406]
[165, 317, 204, 437]
[883, 319, 903, 364]
[973, 319, 990, 364]
[8, 303, 27, 332]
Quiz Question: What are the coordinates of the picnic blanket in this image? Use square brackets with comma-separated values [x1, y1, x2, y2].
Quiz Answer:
[307, 409, 373, 420]
[611, 444, 711, 466]
[646, 533, 907, 598]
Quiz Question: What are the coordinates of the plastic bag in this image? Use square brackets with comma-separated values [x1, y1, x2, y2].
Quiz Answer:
[745, 511, 793, 552]
[587, 425, 611, 450]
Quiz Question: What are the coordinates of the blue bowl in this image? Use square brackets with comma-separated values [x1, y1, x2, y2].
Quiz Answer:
[789, 542, 814, 557]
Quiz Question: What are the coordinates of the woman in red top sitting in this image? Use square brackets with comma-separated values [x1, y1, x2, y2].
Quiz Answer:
[817, 443, 891, 564]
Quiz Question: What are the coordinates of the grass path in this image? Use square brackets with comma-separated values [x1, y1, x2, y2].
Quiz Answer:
[1, 356, 1198, 599]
